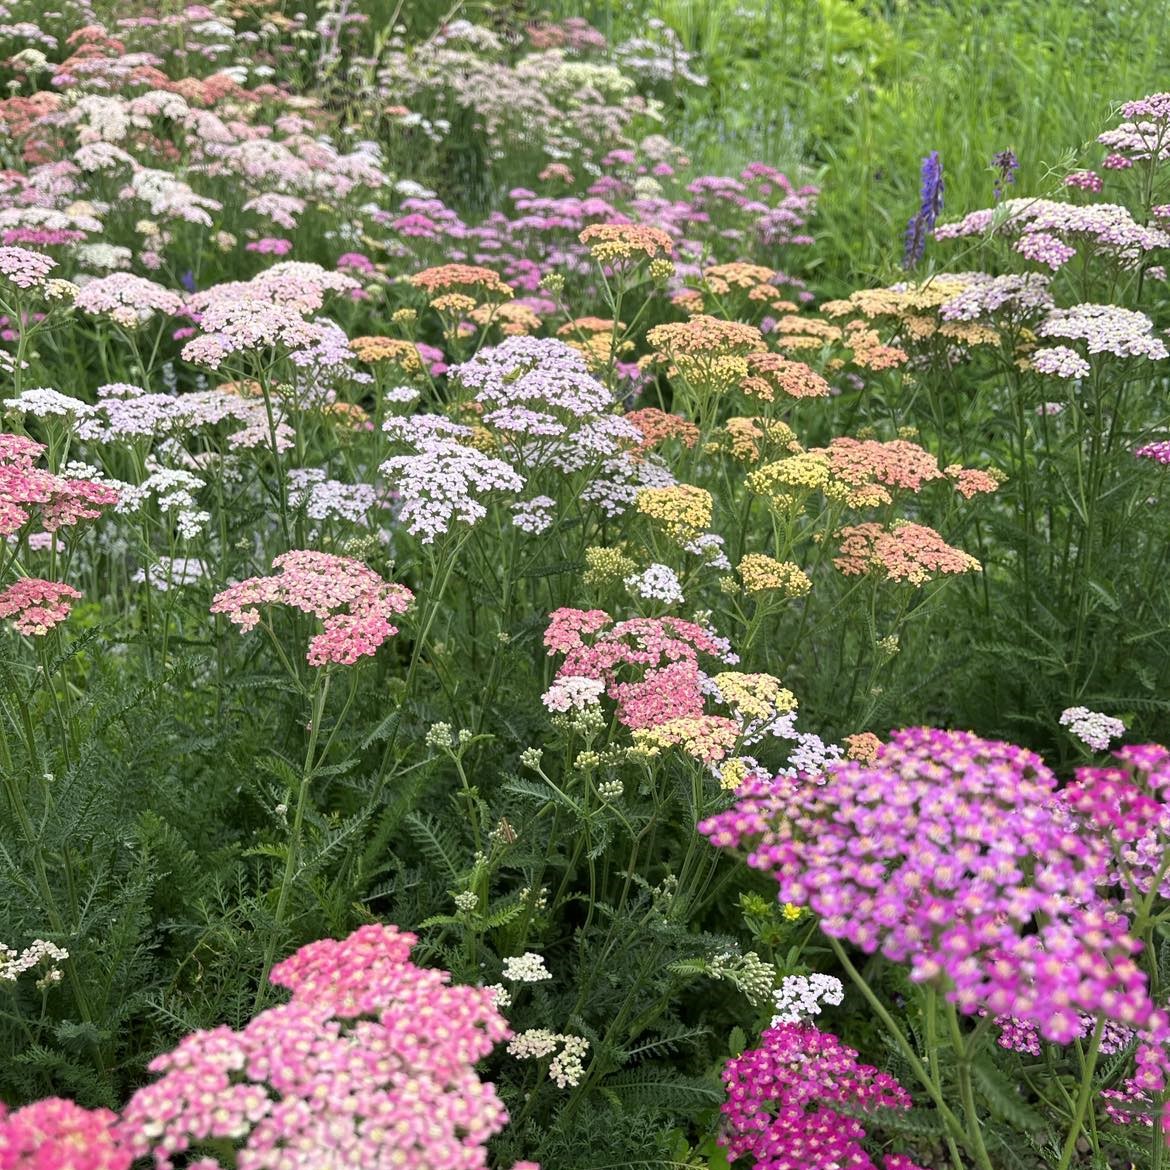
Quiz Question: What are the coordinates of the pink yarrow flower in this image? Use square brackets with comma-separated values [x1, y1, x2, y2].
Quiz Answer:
[117, 924, 510, 1170]
[0, 578, 82, 635]
[211, 550, 413, 666]
[0, 1097, 129, 1170]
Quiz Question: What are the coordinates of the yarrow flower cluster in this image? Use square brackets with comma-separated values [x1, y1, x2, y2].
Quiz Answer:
[624, 562, 685, 605]
[501, 952, 552, 983]
[700, 727, 1164, 1045]
[1060, 706, 1126, 751]
[0, 432, 118, 536]
[116, 924, 510, 1170]
[0, 578, 82, 635]
[380, 425, 525, 544]
[833, 521, 981, 585]
[506, 1029, 590, 1089]
[211, 551, 413, 667]
[770, 973, 845, 1025]
[721, 1024, 926, 1170]
[0, 938, 68, 987]
[1135, 439, 1170, 465]
[0, 1098, 128, 1170]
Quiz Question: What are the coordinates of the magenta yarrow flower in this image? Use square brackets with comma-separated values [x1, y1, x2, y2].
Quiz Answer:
[720, 1023, 927, 1170]
[211, 551, 413, 667]
[1135, 439, 1170, 465]
[700, 727, 1165, 1045]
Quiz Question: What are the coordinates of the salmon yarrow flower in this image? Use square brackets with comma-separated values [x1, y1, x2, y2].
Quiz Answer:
[624, 407, 700, 453]
[841, 322, 911, 370]
[813, 436, 947, 506]
[211, 551, 413, 667]
[578, 223, 673, 264]
[649, 315, 765, 367]
[945, 463, 1004, 498]
[409, 263, 514, 301]
[702, 261, 777, 289]
[636, 483, 713, 542]
[737, 554, 811, 598]
[716, 417, 800, 462]
[741, 353, 832, 401]
[834, 521, 980, 584]
[844, 731, 883, 763]
[0, 578, 82, 635]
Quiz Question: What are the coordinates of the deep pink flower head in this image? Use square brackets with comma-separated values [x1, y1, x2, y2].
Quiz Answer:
[720, 1024, 926, 1170]
[1064, 744, 1170, 900]
[0, 1098, 128, 1170]
[700, 727, 1160, 1044]
[211, 551, 413, 666]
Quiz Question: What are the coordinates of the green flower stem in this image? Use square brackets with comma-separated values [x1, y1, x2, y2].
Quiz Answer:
[253, 670, 331, 1010]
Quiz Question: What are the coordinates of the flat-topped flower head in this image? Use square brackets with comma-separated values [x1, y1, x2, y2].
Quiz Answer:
[0, 432, 118, 536]
[1038, 303, 1168, 361]
[379, 439, 525, 544]
[0, 1098, 129, 1170]
[0, 245, 55, 290]
[118, 925, 509, 1170]
[814, 436, 946, 506]
[834, 521, 980, 584]
[1098, 92, 1170, 164]
[349, 336, 424, 373]
[741, 353, 831, 401]
[636, 483, 712, 543]
[0, 578, 82, 635]
[211, 551, 413, 667]
[1060, 705, 1126, 751]
[409, 264, 513, 301]
[648, 315, 766, 358]
[700, 727, 1160, 1044]
[1135, 439, 1170, 465]
[1063, 744, 1170, 901]
[453, 336, 614, 420]
[578, 222, 673, 264]
[935, 198, 1170, 271]
[73, 273, 183, 327]
[720, 1023, 923, 1170]
[737, 553, 812, 597]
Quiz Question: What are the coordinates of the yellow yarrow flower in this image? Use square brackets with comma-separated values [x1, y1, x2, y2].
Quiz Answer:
[636, 484, 713, 543]
[737, 554, 812, 598]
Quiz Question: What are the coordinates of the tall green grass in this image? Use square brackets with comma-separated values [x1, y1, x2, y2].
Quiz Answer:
[555, 0, 1170, 290]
